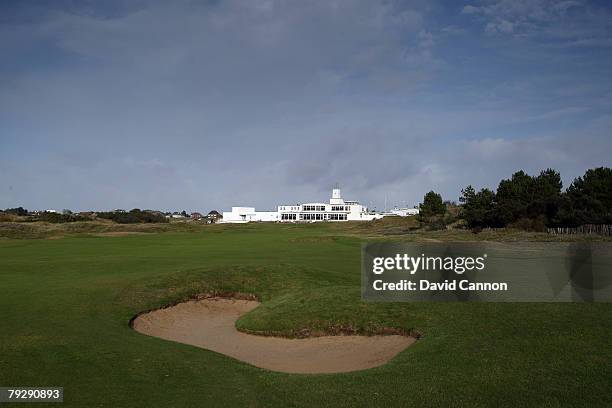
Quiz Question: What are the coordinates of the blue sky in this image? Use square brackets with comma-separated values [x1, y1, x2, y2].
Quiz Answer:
[1, 0, 611, 212]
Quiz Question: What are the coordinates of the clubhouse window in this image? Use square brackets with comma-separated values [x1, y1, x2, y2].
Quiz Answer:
[302, 205, 326, 211]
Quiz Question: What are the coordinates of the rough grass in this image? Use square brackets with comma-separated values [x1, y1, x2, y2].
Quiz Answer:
[0, 220, 205, 239]
[1, 223, 611, 407]
[2, 217, 611, 241]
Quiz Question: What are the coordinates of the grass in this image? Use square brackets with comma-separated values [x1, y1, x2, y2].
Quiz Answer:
[0, 222, 611, 407]
[2, 216, 611, 241]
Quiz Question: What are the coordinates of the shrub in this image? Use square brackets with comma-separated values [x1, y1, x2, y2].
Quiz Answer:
[36, 212, 87, 223]
[508, 216, 547, 232]
[97, 209, 168, 224]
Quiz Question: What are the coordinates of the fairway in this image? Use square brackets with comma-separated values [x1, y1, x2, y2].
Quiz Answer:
[1, 224, 611, 407]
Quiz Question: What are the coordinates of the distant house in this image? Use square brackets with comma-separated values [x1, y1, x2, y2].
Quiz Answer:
[207, 210, 222, 223]
[390, 207, 419, 217]
[191, 212, 203, 220]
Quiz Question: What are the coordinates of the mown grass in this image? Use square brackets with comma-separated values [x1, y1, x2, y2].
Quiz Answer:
[0, 223, 611, 407]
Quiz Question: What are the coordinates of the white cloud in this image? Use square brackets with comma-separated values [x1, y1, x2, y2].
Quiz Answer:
[461, 5, 481, 14]
[485, 19, 514, 34]
[553, 1, 583, 14]
[0, 1, 610, 211]
[417, 30, 435, 48]
[440, 25, 467, 35]
[461, 0, 609, 45]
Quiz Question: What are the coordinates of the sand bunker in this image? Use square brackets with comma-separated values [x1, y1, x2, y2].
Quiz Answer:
[132, 297, 414, 374]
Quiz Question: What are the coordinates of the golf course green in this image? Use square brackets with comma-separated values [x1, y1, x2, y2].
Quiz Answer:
[1, 222, 611, 407]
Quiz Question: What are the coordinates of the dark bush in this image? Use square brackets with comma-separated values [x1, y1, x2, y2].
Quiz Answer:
[507, 216, 547, 232]
[36, 212, 86, 223]
[4, 207, 28, 216]
[97, 209, 167, 224]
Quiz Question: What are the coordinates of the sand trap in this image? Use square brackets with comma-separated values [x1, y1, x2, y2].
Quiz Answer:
[132, 297, 415, 374]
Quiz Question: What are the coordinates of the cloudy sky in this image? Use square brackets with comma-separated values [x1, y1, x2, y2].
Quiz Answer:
[1, 0, 611, 212]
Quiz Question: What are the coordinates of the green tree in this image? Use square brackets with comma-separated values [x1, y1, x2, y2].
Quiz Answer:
[4, 207, 28, 216]
[420, 191, 446, 218]
[495, 169, 562, 226]
[460, 186, 498, 229]
[495, 170, 534, 225]
[556, 167, 612, 226]
[529, 168, 562, 224]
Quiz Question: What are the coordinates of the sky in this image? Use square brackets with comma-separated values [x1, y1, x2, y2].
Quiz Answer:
[1, 0, 611, 212]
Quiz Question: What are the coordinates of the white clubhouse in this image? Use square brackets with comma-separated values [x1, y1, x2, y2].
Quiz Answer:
[221, 187, 418, 223]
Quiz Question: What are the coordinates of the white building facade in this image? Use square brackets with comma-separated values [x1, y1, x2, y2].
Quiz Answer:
[277, 188, 382, 222]
[222, 188, 417, 223]
[221, 207, 280, 223]
[390, 207, 420, 217]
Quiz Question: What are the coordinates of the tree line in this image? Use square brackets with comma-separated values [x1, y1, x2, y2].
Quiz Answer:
[419, 167, 612, 231]
[1, 208, 168, 224]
